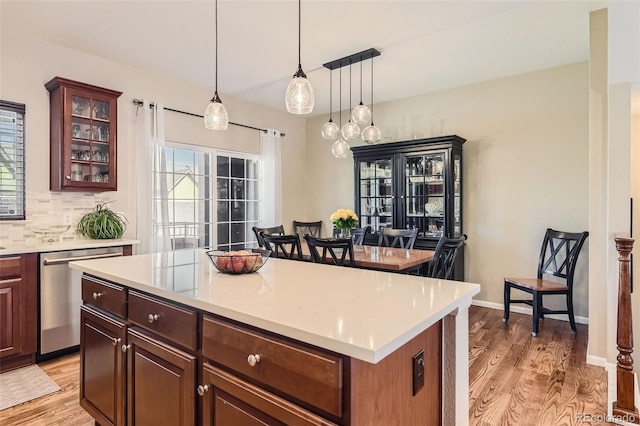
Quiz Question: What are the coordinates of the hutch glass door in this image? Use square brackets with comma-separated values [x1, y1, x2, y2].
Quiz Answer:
[403, 151, 446, 238]
[358, 158, 393, 232]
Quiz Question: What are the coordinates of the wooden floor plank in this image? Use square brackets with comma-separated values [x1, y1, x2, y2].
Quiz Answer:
[0, 306, 610, 426]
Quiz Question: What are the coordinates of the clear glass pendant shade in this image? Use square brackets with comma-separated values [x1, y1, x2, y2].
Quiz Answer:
[362, 124, 382, 145]
[285, 75, 314, 114]
[351, 103, 371, 125]
[341, 121, 361, 141]
[321, 120, 340, 140]
[331, 138, 351, 158]
[204, 95, 228, 130]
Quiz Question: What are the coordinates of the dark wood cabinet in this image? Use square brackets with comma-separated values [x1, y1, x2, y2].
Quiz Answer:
[0, 253, 37, 372]
[351, 135, 465, 279]
[45, 77, 122, 191]
[126, 328, 196, 426]
[79, 306, 127, 426]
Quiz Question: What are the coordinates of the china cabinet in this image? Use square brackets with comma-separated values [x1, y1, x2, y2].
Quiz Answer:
[45, 77, 121, 191]
[351, 135, 465, 279]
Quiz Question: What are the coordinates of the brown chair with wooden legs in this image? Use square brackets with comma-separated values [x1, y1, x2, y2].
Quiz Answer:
[260, 233, 304, 260]
[503, 228, 589, 337]
[252, 225, 285, 248]
[293, 220, 323, 238]
[304, 235, 354, 266]
[378, 228, 418, 249]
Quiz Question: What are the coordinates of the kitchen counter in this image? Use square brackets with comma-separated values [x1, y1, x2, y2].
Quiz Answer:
[0, 238, 139, 255]
[70, 248, 480, 425]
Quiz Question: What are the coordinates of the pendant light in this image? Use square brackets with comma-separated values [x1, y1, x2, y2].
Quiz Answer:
[362, 56, 382, 145]
[204, 0, 228, 130]
[341, 62, 360, 141]
[285, 0, 314, 114]
[351, 60, 371, 125]
[321, 69, 340, 140]
[332, 66, 351, 158]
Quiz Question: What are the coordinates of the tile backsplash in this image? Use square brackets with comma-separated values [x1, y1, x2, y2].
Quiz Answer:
[0, 191, 113, 245]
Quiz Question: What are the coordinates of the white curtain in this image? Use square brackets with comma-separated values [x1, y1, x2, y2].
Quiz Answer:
[135, 100, 171, 254]
[260, 129, 283, 228]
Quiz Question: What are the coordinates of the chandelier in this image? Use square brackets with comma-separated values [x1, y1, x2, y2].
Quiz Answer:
[321, 48, 382, 157]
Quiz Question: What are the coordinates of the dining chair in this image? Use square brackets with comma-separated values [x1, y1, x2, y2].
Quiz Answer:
[378, 228, 418, 249]
[428, 234, 467, 280]
[293, 220, 323, 238]
[252, 225, 285, 248]
[503, 228, 589, 337]
[350, 226, 372, 245]
[260, 233, 303, 260]
[304, 235, 354, 266]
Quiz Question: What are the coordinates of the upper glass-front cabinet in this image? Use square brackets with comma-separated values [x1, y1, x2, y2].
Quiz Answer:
[352, 135, 465, 249]
[46, 77, 122, 191]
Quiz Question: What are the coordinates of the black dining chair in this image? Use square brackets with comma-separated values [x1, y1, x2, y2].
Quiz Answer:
[293, 220, 323, 238]
[503, 228, 589, 337]
[304, 235, 354, 266]
[260, 233, 304, 260]
[350, 226, 372, 245]
[428, 235, 467, 280]
[378, 228, 418, 249]
[252, 225, 285, 248]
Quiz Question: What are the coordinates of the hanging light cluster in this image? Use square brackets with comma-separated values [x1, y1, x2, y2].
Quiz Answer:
[321, 49, 382, 157]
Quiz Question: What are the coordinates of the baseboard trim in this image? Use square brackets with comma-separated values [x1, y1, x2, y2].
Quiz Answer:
[471, 299, 589, 325]
[586, 355, 609, 367]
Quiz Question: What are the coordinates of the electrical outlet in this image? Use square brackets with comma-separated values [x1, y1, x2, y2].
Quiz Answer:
[412, 349, 425, 396]
[63, 212, 73, 225]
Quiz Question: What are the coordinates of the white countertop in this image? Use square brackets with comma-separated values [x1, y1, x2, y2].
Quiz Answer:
[0, 238, 139, 255]
[70, 249, 480, 364]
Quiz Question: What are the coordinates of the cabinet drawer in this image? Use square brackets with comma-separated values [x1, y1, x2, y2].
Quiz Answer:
[0, 256, 22, 279]
[128, 291, 197, 352]
[202, 316, 343, 418]
[82, 276, 126, 318]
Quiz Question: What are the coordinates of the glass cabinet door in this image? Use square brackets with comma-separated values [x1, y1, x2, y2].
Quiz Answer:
[452, 154, 462, 237]
[403, 152, 445, 238]
[358, 158, 393, 232]
[70, 95, 112, 184]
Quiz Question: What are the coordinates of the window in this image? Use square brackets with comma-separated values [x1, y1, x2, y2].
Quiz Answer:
[152, 144, 260, 251]
[0, 101, 25, 220]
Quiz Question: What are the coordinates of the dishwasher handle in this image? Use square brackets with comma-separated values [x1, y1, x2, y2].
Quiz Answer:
[42, 252, 123, 265]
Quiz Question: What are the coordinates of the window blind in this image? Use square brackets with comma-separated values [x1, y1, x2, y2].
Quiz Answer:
[0, 100, 26, 220]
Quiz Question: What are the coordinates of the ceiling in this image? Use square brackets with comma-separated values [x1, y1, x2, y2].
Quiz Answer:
[1, 0, 607, 117]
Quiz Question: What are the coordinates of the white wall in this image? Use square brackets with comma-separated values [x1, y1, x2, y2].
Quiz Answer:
[0, 30, 308, 244]
[306, 62, 590, 317]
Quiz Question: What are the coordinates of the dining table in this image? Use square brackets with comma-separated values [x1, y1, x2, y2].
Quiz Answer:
[262, 243, 435, 273]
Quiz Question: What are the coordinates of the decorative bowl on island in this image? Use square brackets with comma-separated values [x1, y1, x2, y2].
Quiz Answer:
[206, 249, 270, 274]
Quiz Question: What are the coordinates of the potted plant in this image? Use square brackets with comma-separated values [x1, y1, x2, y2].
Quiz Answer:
[77, 202, 127, 239]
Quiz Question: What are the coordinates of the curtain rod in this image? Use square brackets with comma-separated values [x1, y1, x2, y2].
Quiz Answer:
[132, 99, 285, 137]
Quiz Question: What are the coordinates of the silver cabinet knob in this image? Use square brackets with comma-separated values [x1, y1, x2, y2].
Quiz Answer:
[148, 313, 159, 323]
[121, 344, 131, 352]
[112, 337, 121, 346]
[247, 354, 261, 367]
[197, 385, 209, 396]
[93, 292, 104, 300]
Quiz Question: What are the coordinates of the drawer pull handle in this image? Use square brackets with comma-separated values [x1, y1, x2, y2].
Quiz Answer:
[247, 354, 261, 367]
[197, 385, 209, 396]
[148, 313, 159, 323]
[121, 344, 131, 352]
[93, 292, 104, 300]
[112, 337, 121, 346]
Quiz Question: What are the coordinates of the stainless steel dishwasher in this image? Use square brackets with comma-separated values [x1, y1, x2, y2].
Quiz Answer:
[39, 246, 123, 358]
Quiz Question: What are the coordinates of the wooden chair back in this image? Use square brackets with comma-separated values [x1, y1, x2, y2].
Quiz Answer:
[378, 228, 418, 249]
[252, 225, 285, 248]
[261, 233, 303, 260]
[350, 226, 372, 245]
[536, 228, 589, 286]
[304, 235, 354, 266]
[429, 235, 467, 279]
[293, 220, 323, 238]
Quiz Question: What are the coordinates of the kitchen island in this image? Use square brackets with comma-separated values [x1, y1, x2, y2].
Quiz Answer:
[70, 249, 480, 425]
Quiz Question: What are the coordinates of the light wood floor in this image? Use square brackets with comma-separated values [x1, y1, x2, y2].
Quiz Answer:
[0, 306, 610, 425]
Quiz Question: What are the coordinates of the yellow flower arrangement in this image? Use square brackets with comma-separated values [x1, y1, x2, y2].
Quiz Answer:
[330, 208, 359, 232]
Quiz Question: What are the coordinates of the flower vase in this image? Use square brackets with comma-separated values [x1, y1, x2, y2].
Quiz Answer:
[340, 227, 352, 239]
